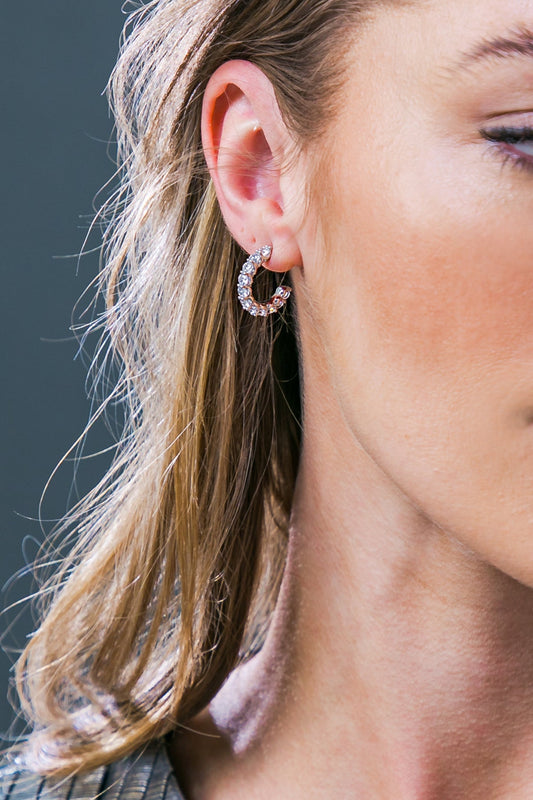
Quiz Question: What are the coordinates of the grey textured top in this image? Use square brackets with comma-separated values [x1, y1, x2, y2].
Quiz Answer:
[0, 741, 185, 800]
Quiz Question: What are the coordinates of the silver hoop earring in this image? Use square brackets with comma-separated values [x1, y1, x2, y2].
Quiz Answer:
[237, 246, 292, 317]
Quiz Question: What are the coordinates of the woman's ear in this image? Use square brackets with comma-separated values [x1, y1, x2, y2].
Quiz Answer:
[201, 60, 302, 272]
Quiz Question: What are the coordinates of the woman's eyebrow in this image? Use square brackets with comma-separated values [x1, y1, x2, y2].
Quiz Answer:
[453, 25, 533, 74]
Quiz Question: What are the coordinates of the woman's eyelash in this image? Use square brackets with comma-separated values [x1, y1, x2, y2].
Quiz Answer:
[481, 125, 533, 144]
[480, 126, 533, 174]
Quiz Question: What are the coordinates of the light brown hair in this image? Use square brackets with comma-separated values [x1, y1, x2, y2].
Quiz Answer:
[16, 0, 369, 776]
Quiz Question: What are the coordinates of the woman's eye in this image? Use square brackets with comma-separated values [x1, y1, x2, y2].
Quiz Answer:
[516, 140, 533, 157]
[480, 126, 533, 171]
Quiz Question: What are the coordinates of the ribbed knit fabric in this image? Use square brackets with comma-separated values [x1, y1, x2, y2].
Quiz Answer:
[0, 741, 185, 800]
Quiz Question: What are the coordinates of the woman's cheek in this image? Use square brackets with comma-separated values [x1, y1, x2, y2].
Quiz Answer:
[327, 146, 533, 391]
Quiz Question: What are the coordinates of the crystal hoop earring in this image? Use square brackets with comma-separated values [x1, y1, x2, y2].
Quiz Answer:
[237, 246, 292, 317]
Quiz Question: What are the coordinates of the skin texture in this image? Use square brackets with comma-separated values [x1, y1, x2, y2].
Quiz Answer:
[170, 1, 533, 797]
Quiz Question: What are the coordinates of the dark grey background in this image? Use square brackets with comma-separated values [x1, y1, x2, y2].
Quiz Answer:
[0, 2, 125, 737]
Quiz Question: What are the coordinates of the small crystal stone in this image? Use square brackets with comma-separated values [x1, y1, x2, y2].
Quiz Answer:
[251, 252, 262, 265]
[238, 273, 252, 287]
[272, 297, 283, 308]
[241, 297, 253, 310]
[238, 286, 251, 300]
[259, 307, 268, 317]
[243, 261, 255, 276]
[249, 304, 259, 316]
[261, 246, 272, 260]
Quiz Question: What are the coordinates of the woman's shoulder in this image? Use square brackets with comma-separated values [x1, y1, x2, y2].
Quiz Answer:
[0, 740, 185, 800]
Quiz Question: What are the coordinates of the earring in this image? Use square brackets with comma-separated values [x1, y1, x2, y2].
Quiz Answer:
[237, 246, 292, 317]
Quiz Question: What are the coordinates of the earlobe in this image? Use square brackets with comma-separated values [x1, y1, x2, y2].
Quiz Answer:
[201, 60, 302, 272]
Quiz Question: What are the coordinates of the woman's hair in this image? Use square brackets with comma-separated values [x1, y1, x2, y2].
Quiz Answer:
[15, 0, 369, 777]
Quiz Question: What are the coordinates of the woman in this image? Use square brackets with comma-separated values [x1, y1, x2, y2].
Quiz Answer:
[4, 0, 533, 796]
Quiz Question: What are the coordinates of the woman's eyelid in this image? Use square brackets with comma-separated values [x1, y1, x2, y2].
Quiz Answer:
[477, 107, 533, 145]
[480, 109, 533, 127]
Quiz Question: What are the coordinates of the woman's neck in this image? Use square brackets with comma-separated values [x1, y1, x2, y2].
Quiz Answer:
[171, 388, 533, 800]
[277, 447, 533, 798]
